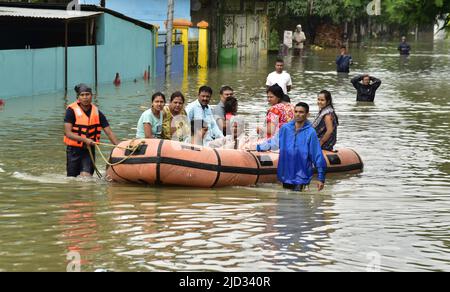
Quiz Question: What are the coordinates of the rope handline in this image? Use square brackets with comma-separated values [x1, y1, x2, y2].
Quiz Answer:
[94, 142, 143, 166]
[95, 141, 138, 151]
[87, 145, 103, 178]
[87, 140, 145, 178]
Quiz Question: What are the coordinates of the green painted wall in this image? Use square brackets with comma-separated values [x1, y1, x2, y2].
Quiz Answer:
[219, 48, 238, 65]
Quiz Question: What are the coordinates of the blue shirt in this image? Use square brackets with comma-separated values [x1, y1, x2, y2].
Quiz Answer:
[136, 109, 163, 139]
[185, 100, 224, 145]
[398, 43, 411, 55]
[336, 55, 352, 73]
[257, 120, 327, 185]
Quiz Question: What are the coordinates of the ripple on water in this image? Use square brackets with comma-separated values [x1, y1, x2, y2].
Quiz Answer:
[1, 43, 450, 271]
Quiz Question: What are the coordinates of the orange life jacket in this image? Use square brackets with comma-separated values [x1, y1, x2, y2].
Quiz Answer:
[64, 102, 102, 147]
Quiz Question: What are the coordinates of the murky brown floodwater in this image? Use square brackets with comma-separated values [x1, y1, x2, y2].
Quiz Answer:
[0, 41, 449, 271]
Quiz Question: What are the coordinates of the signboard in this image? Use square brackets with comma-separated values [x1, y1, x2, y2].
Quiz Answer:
[283, 30, 293, 48]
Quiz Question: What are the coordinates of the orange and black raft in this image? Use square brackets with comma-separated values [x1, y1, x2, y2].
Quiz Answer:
[105, 139, 363, 187]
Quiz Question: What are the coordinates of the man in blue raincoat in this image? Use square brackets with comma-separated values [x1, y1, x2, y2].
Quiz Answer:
[257, 102, 327, 192]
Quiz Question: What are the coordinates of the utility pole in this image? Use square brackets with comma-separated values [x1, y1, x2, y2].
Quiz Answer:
[165, 0, 174, 79]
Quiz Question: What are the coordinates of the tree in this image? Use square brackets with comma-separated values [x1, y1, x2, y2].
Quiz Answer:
[382, 0, 449, 27]
[285, 0, 450, 29]
[286, 0, 366, 23]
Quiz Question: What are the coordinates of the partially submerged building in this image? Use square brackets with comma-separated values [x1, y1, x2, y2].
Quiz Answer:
[82, 0, 192, 76]
[82, 0, 192, 32]
[0, 2, 156, 98]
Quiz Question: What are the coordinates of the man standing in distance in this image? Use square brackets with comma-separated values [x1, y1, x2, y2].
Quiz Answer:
[398, 36, 411, 56]
[336, 46, 353, 73]
[293, 24, 306, 56]
[266, 58, 292, 95]
[351, 74, 382, 102]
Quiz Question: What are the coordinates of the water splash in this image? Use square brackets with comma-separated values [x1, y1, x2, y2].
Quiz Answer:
[10, 172, 105, 185]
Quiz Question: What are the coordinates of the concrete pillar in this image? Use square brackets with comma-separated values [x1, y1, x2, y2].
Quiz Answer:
[152, 25, 160, 79]
[154, 25, 160, 48]
[197, 21, 209, 69]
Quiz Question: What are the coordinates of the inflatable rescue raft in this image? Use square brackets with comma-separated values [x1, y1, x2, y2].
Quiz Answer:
[106, 139, 363, 187]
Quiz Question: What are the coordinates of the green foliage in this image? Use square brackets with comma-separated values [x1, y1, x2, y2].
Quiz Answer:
[284, 0, 450, 29]
[285, 0, 372, 24]
[286, 0, 357, 23]
[269, 29, 280, 50]
[382, 0, 450, 30]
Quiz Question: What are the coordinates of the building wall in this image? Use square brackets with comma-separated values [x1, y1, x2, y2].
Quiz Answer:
[97, 13, 154, 83]
[155, 44, 184, 77]
[82, 0, 191, 30]
[190, 0, 270, 66]
[0, 13, 154, 98]
[219, 14, 269, 65]
[0, 48, 69, 97]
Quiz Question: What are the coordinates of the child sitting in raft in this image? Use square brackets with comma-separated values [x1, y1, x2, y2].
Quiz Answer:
[208, 97, 248, 149]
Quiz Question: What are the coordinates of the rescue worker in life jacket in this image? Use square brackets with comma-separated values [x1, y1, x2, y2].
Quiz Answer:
[64, 84, 119, 177]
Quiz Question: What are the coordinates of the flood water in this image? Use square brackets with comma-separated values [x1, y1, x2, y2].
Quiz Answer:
[0, 41, 449, 272]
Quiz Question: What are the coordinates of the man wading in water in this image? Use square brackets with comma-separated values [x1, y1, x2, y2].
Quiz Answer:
[351, 74, 382, 102]
[256, 102, 327, 192]
[64, 84, 119, 177]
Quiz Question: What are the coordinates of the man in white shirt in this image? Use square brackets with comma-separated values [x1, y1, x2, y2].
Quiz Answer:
[266, 58, 292, 94]
[293, 24, 306, 56]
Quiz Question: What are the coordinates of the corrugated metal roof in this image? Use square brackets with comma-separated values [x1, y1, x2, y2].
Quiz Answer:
[0, 7, 102, 20]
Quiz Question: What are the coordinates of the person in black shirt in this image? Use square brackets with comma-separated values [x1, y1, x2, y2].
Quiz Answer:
[398, 36, 411, 55]
[64, 106, 110, 129]
[351, 74, 382, 102]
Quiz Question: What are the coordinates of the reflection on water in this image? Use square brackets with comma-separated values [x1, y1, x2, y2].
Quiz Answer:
[0, 41, 449, 271]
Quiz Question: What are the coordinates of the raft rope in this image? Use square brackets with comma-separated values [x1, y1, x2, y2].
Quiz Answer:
[87, 145, 102, 178]
[87, 140, 145, 179]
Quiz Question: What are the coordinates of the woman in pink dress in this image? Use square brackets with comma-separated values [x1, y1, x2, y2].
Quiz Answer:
[258, 84, 289, 139]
